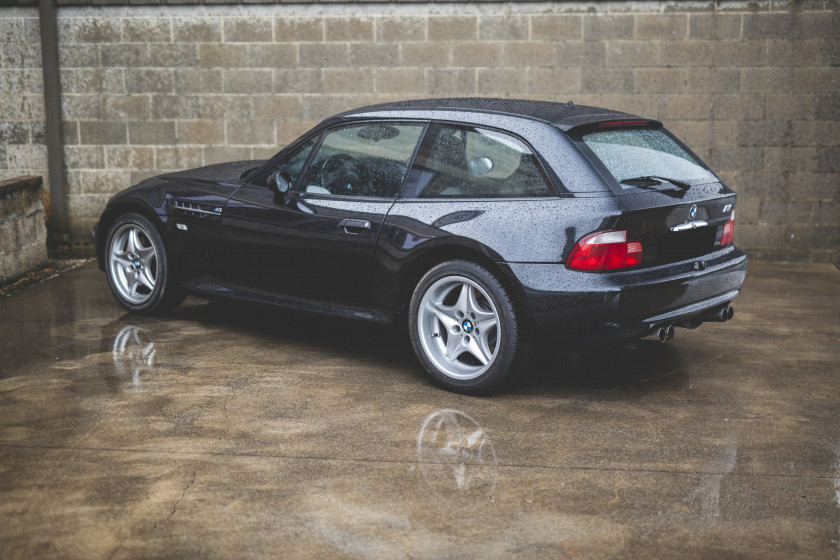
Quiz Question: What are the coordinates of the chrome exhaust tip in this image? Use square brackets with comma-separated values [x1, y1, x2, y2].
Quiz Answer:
[666, 325, 675, 340]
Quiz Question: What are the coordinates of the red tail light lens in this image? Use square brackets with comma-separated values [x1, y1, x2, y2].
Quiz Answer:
[567, 230, 644, 271]
[720, 210, 735, 246]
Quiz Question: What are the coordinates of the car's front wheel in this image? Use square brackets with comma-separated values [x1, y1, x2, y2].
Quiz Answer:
[105, 212, 185, 314]
[409, 260, 528, 393]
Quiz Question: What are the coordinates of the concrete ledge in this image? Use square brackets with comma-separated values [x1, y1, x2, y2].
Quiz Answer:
[0, 176, 49, 285]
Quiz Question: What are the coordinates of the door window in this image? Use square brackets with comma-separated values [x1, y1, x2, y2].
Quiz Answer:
[253, 136, 319, 189]
[299, 123, 425, 198]
[406, 124, 553, 198]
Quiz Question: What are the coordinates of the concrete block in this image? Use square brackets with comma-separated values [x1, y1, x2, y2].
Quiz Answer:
[105, 146, 154, 169]
[79, 121, 126, 145]
[556, 42, 605, 67]
[606, 42, 659, 67]
[815, 94, 840, 120]
[791, 120, 840, 147]
[148, 44, 198, 67]
[787, 173, 839, 199]
[503, 43, 554, 68]
[816, 201, 839, 225]
[227, 121, 275, 146]
[453, 43, 502, 68]
[173, 18, 221, 43]
[325, 18, 373, 42]
[743, 13, 796, 39]
[582, 68, 633, 93]
[63, 146, 105, 169]
[531, 15, 581, 41]
[659, 94, 711, 120]
[275, 17, 323, 43]
[273, 68, 321, 94]
[712, 42, 764, 67]
[199, 95, 250, 120]
[478, 68, 528, 95]
[128, 121, 176, 145]
[77, 169, 131, 194]
[660, 41, 712, 66]
[58, 44, 98, 68]
[766, 39, 823, 67]
[69, 18, 122, 43]
[529, 67, 581, 94]
[0, 121, 30, 144]
[429, 17, 476, 42]
[479, 16, 528, 41]
[817, 147, 840, 172]
[177, 120, 223, 145]
[401, 43, 450, 67]
[735, 172, 785, 198]
[223, 18, 272, 43]
[155, 146, 203, 171]
[151, 95, 199, 120]
[426, 68, 475, 95]
[299, 43, 348, 67]
[249, 44, 297, 68]
[376, 17, 424, 43]
[763, 147, 817, 173]
[710, 146, 763, 171]
[198, 44, 249, 68]
[712, 94, 765, 120]
[67, 193, 111, 222]
[689, 13, 741, 40]
[583, 15, 633, 41]
[797, 12, 840, 38]
[102, 95, 149, 119]
[3, 43, 41, 68]
[125, 68, 173, 94]
[738, 120, 789, 147]
[101, 43, 150, 67]
[792, 68, 840, 93]
[175, 68, 221, 94]
[323, 68, 373, 94]
[687, 68, 739, 93]
[350, 43, 398, 67]
[635, 14, 687, 40]
[374, 68, 424, 94]
[300, 95, 352, 121]
[204, 146, 252, 166]
[634, 68, 688, 93]
[123, 17, 171, 43]
[222, 69, 272, 94]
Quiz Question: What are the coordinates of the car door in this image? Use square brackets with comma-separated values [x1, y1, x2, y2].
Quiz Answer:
[221, 121, 426, 305]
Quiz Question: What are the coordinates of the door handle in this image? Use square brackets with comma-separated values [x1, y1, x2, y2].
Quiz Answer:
[338, 218, 371, 233]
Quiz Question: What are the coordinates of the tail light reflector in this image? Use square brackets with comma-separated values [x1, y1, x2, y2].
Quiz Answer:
[720, 210, 735, 246]
[567, 230, 643, 271]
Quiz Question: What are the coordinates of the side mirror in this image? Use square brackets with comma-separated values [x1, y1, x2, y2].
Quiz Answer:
[467, 157, 494, 176]
[268, 171, 291, 203]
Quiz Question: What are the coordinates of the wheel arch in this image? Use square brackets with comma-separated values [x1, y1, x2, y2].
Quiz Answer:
[97, 198, 168, 270]
[396, 244, 531, 331]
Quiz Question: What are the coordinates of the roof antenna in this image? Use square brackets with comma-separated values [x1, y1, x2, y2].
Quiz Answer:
[566, 100, 574, 108]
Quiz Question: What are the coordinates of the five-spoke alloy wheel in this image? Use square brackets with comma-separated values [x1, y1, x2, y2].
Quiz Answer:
[409, 260, 528, 393]
[105, 213, 184, 313]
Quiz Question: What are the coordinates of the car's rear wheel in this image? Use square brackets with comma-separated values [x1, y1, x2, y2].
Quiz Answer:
[105, 213, 185, 314]
[409, 260, 527, 393]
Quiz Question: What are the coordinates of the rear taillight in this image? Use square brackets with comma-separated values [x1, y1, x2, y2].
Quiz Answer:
[720, 210, 735, 246]
[567, 230, 643, 271]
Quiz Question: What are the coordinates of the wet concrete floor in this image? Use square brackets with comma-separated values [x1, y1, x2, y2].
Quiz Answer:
[0, 261, 838, 559]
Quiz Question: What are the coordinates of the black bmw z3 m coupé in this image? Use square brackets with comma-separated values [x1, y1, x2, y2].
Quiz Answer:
[96, 98, 748, 393]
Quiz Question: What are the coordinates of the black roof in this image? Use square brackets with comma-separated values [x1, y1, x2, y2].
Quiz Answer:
[338, 97, 655, 131]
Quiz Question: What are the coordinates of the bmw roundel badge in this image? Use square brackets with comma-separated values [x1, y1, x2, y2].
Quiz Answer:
[689, 204, 698, 220]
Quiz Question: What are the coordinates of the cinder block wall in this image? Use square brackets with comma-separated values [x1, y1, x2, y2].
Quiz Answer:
[0, 2, 838, 262]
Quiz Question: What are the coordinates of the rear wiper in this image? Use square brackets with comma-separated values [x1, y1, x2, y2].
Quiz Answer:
[619, 176, 691, 190]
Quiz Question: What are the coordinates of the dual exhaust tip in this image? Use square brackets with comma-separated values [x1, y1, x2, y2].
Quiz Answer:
[650, 305, 734, 343]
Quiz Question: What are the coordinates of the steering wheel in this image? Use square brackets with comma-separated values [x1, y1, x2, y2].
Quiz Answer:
[320, 154, 367, 195]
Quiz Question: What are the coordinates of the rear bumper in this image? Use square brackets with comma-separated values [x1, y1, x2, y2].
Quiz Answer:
[506, 245, 748, 344]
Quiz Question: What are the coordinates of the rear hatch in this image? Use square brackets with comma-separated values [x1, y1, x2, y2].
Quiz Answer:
[570, 122, 736, 267]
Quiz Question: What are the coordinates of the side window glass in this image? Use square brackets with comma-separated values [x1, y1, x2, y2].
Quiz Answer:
[255, 136, 318, 189]
[411, 124, 553, 198]
[300, 123, 424, 198]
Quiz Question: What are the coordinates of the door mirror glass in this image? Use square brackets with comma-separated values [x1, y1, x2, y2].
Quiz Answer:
[467, 156, 494, 176]
[270, 171, 291, 194]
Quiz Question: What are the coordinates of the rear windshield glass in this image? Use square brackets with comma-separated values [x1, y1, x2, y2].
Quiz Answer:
[581, 128, 716, 189]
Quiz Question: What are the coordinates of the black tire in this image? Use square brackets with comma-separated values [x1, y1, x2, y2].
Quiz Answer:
[104, 212, 185, 314]
[408, 260, 529, 394]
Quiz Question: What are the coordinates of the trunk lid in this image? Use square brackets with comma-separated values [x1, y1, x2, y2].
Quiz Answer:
[617, 182, 736, 266]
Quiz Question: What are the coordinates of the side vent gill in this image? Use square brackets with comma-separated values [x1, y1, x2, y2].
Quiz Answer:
[170, 199, 222, 219]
